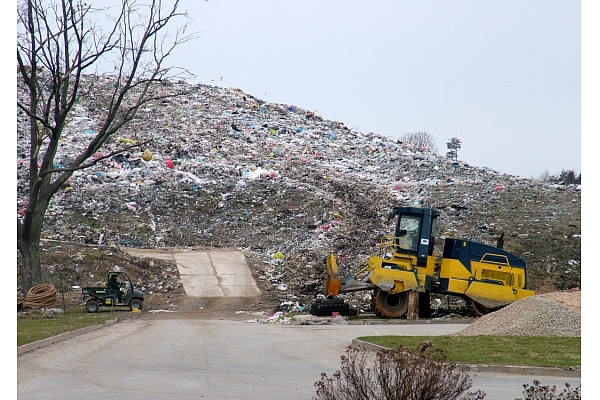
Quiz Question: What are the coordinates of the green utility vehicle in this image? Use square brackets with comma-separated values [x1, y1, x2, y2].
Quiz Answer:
[82, 271, 144, 312]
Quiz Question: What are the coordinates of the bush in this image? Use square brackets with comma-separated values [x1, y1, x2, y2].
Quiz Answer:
[517, 380, 581, 400]
[313, 346, 485, 400]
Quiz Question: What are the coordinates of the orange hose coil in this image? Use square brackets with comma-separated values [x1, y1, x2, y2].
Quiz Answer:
[20, 284, 57, 309]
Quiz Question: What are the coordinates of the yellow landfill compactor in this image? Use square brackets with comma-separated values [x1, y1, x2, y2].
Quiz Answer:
[324, 206, 535, 317]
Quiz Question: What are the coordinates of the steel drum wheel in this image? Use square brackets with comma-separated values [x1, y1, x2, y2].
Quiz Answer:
[372, 289, 409, 318]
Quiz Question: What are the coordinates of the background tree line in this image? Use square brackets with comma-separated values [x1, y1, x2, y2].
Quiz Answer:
[537, 170, 581, 185]
[400, 132, 580, 184]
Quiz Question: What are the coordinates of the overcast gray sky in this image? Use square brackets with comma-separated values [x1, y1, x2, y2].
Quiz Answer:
[161, 0, 582, 179]
[14, 0, 589, 179]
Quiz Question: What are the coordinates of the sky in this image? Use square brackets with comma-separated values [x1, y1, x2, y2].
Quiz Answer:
[154, 0, 583, 180]
[13, 0, 587, 179]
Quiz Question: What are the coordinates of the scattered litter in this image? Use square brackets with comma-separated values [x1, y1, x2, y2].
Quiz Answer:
[330, 315, 348, 325]
[16, 73, 581, 314]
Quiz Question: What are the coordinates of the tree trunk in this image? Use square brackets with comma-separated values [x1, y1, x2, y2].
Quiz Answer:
[407, 289, 419, 320]
[18, 196, 50, 296]
[18, 240, 43, 297]
[16, 0, 193, 297]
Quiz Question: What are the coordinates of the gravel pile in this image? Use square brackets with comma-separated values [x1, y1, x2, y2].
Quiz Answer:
[456, 296, 581, 337]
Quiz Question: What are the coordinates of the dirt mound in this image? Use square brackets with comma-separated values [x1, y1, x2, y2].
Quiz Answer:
[538, 290, 581, 313]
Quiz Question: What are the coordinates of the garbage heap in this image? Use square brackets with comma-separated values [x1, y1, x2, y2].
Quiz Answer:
[17, 75, 581, 309]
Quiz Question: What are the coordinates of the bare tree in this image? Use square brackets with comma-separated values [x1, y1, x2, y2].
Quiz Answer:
[399, 132, 439, 154]
[537, 170, 550, 182]
[17, 0, 197, 295]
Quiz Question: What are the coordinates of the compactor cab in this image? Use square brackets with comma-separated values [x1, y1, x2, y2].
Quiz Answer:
[320, 206, 535, 319]
[389, 206, 438, 265]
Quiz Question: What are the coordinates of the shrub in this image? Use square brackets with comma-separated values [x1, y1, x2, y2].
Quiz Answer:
[314, 346, 486, 400]
[517, 380, 581, 400]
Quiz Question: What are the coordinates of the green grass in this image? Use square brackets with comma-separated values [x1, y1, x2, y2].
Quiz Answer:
[357, 335, 581, 369]
[17, 309, 116, 347]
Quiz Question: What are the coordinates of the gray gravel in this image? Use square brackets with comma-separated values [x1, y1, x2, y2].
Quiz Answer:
[456, 295, 581, 337]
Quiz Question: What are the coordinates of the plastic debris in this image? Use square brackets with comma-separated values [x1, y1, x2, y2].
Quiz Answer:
[16, 73, 581, 315]
[142, 149, 153, 161]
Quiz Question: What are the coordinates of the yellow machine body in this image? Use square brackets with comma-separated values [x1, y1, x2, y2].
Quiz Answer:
[364, 236, 437, 294]
[437, 239, 535, 310]
[323, 206, 536, 317]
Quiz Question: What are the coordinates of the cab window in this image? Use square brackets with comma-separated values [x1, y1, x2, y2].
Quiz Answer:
[398, 215, 421, 251]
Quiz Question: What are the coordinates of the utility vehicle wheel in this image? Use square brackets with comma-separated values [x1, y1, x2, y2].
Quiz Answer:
[469, 300, 500, 317]
[372, 289, 409, 318]
[130, 299, 143, 311]
[86, 299, 100, 313]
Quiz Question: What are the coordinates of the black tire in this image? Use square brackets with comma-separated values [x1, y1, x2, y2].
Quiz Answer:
[418, 292, 432, 318]
[310, 298, 349, 316]
[86, 299, 100, 313]
[372, 289, 409, 318]
[469, 300, 500, 317]
[130, 298, 143, 311]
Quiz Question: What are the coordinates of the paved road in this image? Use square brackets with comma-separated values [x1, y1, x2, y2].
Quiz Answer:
[17, 248, 582, 399]
[16, 317, 581, 400]
[120, 248, 261, 297]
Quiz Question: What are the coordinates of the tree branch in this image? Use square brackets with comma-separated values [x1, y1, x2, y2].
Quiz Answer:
[43, 138, 154, 177]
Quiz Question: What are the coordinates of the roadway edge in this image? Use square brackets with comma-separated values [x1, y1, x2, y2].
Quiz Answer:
[17, 318, 117, 357]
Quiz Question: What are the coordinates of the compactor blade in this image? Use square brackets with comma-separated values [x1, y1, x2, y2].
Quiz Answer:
[339, 274, 376, 292]
[324, 253, 342, 297]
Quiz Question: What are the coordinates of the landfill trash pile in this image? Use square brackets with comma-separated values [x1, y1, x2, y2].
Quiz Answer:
[455, 294, 581, 337]
[17, 74, 581, 313]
